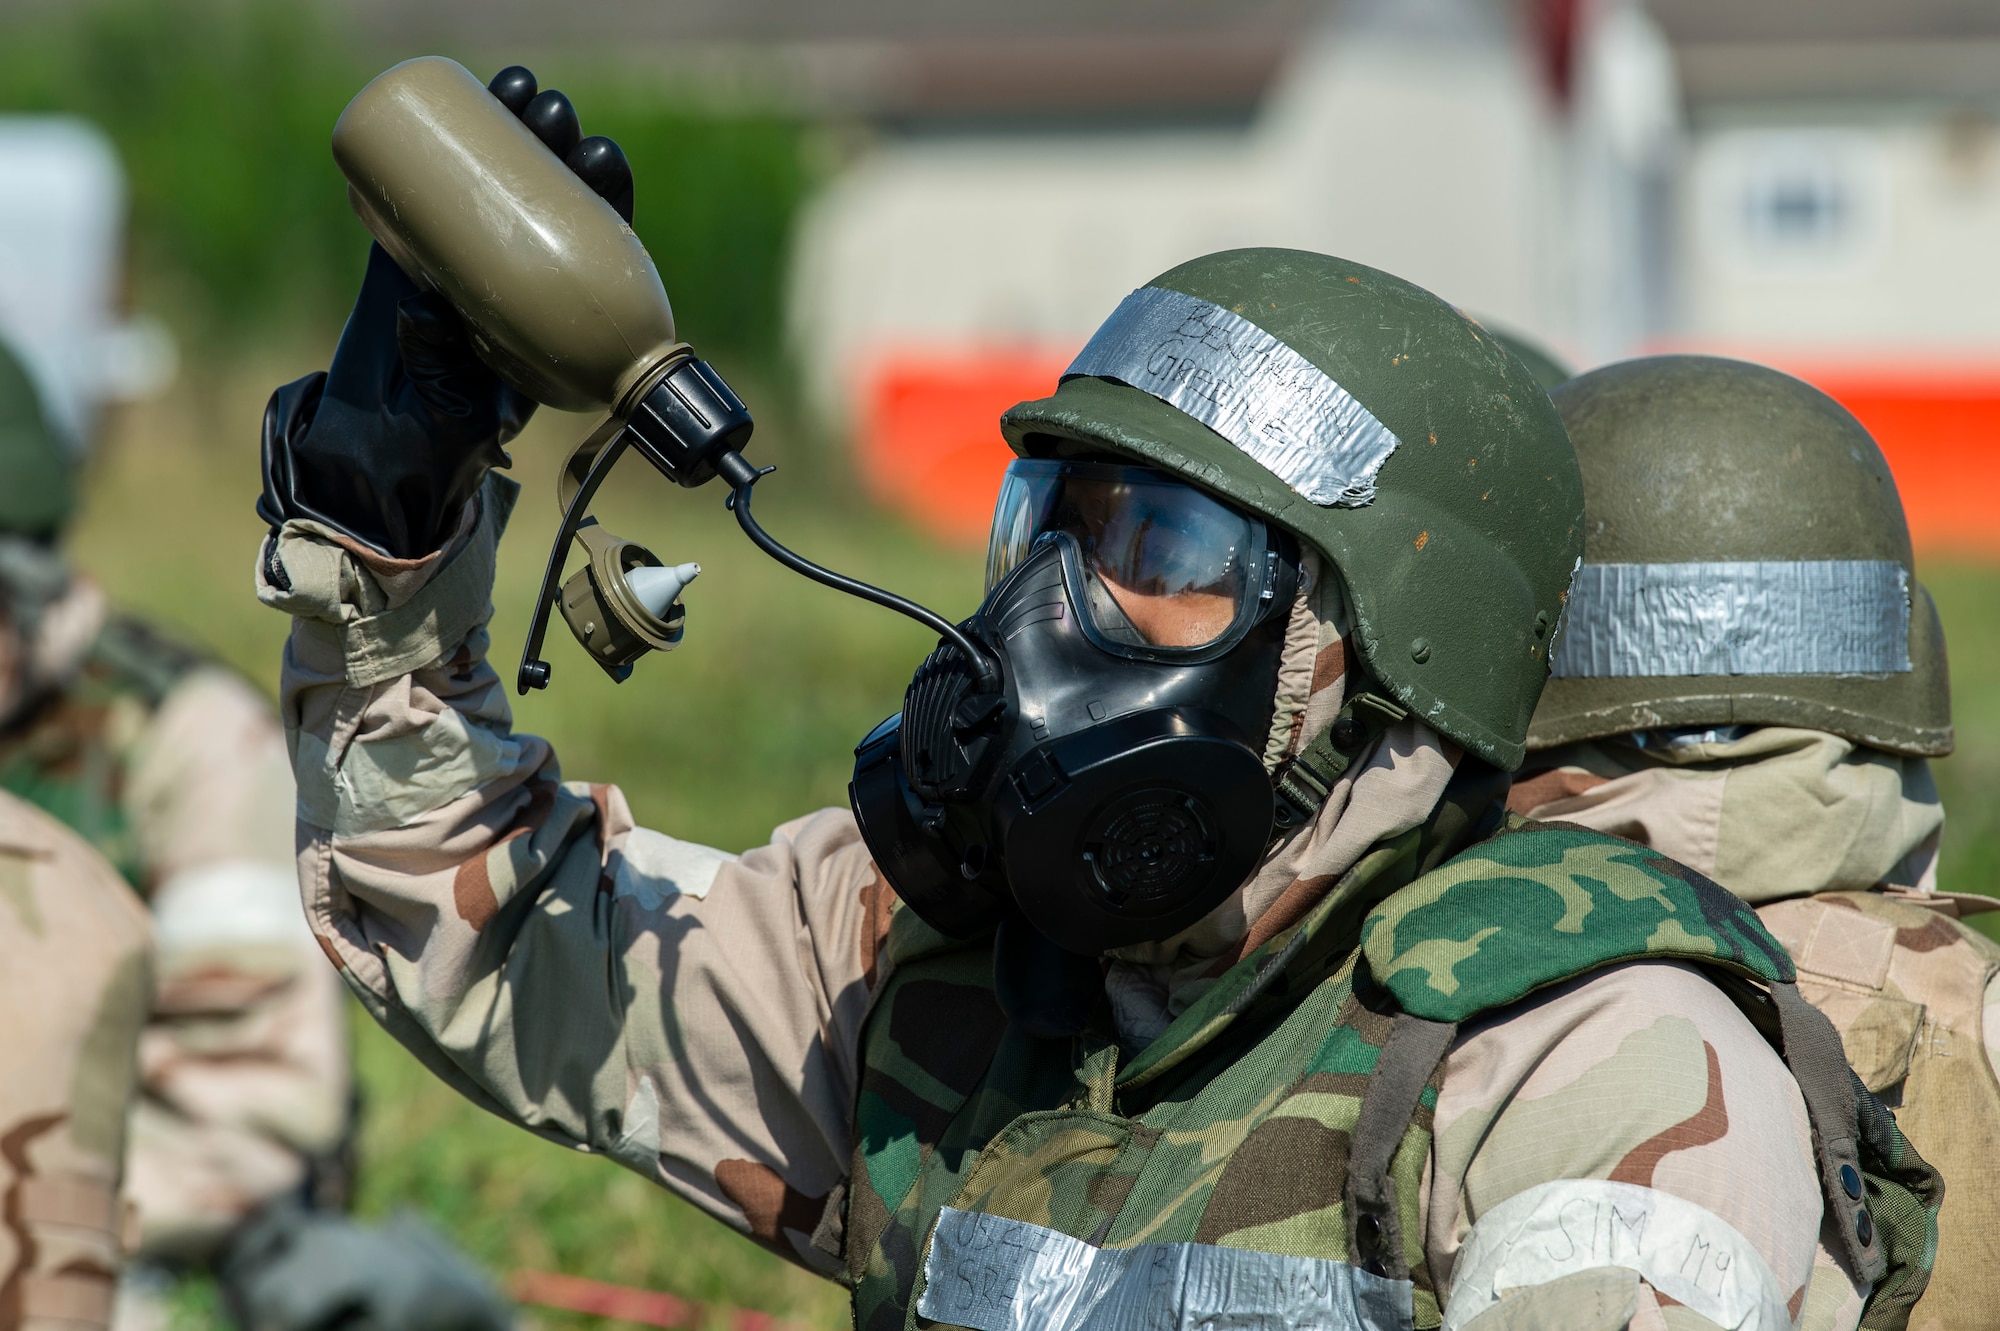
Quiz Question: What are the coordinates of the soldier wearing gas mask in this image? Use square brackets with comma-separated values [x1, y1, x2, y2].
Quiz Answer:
[1511, 355, 1995, 1331]
[253, 73, 1938, 1331]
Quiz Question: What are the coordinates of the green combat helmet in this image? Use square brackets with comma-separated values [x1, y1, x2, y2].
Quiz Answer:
[0, 338, 74, 540]
[1002, 247, 1583, 769]
[1529, 354, 1951, 756]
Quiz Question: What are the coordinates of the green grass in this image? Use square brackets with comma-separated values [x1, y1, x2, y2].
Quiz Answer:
[1916, 567, 2000, 944]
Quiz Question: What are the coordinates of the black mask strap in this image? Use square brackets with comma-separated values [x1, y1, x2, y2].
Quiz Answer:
[1270, 688, 1410, 837]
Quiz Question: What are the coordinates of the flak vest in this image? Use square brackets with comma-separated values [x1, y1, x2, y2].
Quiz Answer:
[842, 820, 1941, 1331]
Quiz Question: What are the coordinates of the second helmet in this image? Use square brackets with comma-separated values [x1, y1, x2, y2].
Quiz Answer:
[1529, 354, 1950, 757]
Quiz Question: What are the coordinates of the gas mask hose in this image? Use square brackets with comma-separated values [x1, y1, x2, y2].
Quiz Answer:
[714, 449, 1001, 694]
[516, 392, 1000, 695]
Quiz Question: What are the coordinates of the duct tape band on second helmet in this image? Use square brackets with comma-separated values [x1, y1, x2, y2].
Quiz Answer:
[1550, 560, 1912, 679]
[1063, 286, 1402, 508]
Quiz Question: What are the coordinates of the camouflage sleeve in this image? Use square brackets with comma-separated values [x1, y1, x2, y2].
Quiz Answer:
[1428, 960, 1866, 1331]
[0, 790, 153, 1331]
[255, 478, 890, 1275]
[120, 667, 352, 1260]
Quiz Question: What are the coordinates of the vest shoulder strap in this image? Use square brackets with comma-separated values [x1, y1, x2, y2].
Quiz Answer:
[1769, 981, 1942, 1329]
[1343, 1011, 1455, 1283]
[1359, 818, 1795, 1024]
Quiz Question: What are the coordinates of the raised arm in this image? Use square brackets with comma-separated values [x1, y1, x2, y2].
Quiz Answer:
[253, 97, 892, 1268]
[258, 483, 887, 1271]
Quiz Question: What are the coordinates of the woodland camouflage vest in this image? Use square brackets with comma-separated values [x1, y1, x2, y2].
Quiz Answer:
[844, 820, 1941, 1331]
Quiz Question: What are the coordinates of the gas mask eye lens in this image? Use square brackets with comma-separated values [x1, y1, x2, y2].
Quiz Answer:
[985, 459, 1277, 653]
[985, 472, 1039, 593]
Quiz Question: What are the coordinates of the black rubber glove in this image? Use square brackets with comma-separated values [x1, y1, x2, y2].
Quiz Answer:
[258, 65, 636, 560]
[257, 245, 531, 560]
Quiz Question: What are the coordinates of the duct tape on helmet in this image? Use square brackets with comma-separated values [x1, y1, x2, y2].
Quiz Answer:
[1064, 285, 1402, 508]
[1551, 560, 1912, 679]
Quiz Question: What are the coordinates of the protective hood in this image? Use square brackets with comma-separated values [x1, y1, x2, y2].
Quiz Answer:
[1105, 549, 1458, 1045]
[1508, 727, 1942, 905]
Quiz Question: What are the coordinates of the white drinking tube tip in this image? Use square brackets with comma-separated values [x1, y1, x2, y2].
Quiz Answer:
[625, 562, 701, 620]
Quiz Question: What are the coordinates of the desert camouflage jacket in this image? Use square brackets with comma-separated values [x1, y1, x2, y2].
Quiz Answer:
[0, 789, 152, 1331]
[0, 592, 347, 1259]
[258, 480, 1906, 1331]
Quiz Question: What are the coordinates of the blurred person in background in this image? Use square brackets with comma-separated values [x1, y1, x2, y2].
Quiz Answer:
[250, 65, 1939, 1331]
[0, 339, 508, 1331]
[0, 461, 152, 1330]
[1511, 355, 2000, 1331]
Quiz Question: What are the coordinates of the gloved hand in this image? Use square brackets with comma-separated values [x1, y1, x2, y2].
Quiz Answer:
[219, 1204, 513, 1331]
[258, 65, 636, 560]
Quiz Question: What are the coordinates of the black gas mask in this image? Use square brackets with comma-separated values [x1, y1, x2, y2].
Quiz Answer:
[511, 389, 1364, 1032]
[851, 459, 1305, 964]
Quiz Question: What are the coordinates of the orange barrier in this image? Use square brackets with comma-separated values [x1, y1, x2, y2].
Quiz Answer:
[857, 350, 1070, 545]
[855, 349, 2000, 558]
[1786, 363, 2000, 558]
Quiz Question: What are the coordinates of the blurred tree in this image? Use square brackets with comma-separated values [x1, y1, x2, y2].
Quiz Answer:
[0, 1, 813, 362]
[0, 0, 369, 336]
[587, 96, 811, 362]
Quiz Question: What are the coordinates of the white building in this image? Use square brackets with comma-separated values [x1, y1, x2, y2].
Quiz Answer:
[0, 118, 173, 453]
[786, 0, 1678, 536]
